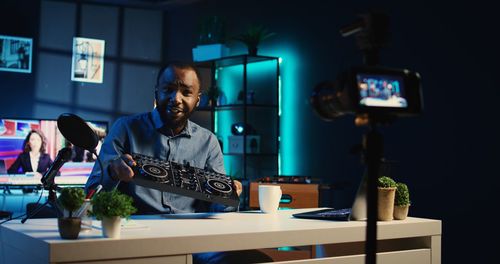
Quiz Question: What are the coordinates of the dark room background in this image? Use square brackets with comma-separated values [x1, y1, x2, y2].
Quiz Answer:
[1, 0, 499, 263]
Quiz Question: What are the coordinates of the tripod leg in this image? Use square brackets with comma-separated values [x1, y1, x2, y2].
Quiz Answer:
[21, 200, 51, 224]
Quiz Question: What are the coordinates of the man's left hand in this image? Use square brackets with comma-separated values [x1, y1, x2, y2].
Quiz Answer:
[234, 180, 242, 196]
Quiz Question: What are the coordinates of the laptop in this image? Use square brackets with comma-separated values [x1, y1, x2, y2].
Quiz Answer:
[293, 173, 368, 221]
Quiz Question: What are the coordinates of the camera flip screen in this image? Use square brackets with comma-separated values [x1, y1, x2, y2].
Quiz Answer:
[356, 74, 408, 108]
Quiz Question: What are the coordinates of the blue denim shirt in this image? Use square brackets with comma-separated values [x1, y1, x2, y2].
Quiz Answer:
[85, 109, 227, 214]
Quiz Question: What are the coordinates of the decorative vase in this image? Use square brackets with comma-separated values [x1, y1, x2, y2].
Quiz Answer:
[393, 205, 410, 220]
[377, 187, 396, 221]
[58, 217, 81, 239]
[101, 216, 122, 238]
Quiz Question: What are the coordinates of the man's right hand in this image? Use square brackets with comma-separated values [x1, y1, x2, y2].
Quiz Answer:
[109, 154, 136, 182]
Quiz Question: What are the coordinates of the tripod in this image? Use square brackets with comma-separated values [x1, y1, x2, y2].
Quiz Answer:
[362, 122, 384, 264]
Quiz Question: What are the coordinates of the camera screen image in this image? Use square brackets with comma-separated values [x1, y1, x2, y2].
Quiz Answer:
[357, 74, 408, 108]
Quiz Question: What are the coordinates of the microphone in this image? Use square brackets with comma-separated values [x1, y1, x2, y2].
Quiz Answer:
[57, 113, 105, 185]
[57, 113, 99, 151]
[41, 147, 73, 188]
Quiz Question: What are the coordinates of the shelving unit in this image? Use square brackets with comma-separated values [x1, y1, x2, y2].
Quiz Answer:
[194, 55, 280, 209]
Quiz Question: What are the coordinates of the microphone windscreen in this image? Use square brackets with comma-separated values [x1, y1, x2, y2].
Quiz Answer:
[57, 113, 99, 151]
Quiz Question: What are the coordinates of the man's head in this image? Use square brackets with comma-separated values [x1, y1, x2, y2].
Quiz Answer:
[155, 62, 201, 134]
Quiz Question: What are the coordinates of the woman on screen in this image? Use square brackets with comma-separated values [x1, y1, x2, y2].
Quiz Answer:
[7, 130, 53, 175]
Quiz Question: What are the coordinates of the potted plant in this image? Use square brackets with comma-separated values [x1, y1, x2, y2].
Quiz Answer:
[192, 15, 229, 61]
[57, 187, 85, 239]
[394, 182, 410, 220]
[233, 24, 276, 56]
[90, 189, 137, 238]
[377, 176, 397, 221]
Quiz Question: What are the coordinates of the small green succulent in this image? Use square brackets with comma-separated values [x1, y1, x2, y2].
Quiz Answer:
[377, 176, 397, 188]
[395, 182, 410, 206]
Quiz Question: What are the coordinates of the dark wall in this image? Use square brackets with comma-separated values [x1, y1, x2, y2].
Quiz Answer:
[164, 0, 498, 263]
[0, 0, 40, 118]
[1, 0, 163, 123]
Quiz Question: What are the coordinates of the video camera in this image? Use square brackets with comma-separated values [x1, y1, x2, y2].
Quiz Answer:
[310, 12, 423, 122]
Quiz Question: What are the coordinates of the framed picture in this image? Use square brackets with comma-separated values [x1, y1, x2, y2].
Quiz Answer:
[0, 35, 33, 73]
[71, 37, 105, 83]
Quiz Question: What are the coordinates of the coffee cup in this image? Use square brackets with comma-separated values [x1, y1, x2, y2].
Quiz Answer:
[258, 185, 282, 213]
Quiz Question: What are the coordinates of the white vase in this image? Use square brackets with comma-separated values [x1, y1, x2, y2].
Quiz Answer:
[101, 216, 122, 238]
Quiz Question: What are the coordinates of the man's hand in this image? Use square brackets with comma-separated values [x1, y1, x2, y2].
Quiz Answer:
[234, 180, 243, 197]
[109, 154, 136, 182]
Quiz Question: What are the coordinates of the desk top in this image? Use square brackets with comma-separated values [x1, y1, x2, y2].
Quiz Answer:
[0, 208, 441, 263]
[0, 174, 87, 186]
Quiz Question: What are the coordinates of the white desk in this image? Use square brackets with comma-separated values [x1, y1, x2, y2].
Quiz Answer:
[0, 208, 441, 264]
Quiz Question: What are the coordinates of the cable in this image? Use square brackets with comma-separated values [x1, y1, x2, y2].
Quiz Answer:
[0, 188, 45, 225]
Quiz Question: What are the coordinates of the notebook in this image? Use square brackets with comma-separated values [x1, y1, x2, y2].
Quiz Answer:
[293, 173, 368, 221]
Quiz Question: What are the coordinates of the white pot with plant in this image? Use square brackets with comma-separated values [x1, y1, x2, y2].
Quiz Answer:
[57, 187, 85, 239]
[90, 189, 137, 238]
[394, 182, 410, 220]
[377, 176, 397, 221]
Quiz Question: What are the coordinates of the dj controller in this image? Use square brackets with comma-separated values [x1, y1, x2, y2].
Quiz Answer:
[131, 153, 240, 207]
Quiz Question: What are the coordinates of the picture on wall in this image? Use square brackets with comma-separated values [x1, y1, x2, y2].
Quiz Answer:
[71, 37, 105, 83]
[0, 35, 33, 73]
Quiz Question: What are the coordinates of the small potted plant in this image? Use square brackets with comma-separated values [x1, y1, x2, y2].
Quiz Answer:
[90, 189, 137, 238]
[377, 176, 397, 221]
[57, 187, 85, 239]
[394, 182, 410, 220]
[233, 24, 276, 56]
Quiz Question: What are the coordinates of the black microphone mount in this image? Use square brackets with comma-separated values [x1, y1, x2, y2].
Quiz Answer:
[22, 147, 73, 223]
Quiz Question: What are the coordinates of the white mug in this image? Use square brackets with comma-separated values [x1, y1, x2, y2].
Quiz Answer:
[258, 185, 282, 213]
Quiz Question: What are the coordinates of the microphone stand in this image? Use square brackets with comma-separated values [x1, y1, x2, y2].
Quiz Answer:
[21, 175, 61, 224]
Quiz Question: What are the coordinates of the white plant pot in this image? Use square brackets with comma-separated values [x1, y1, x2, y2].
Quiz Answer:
[394, 205, 410, 220]
[377, 187, 396, 221]
[101, 216, 122, 238]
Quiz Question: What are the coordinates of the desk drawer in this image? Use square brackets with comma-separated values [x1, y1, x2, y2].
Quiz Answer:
[272, 249, 431, 264]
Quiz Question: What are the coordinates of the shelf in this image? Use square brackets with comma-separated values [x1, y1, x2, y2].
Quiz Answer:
[194, 55, 279, 210]
[223, 152, 279, 156]
[195, 55, 279, 68]
[197, 104, 278, 112]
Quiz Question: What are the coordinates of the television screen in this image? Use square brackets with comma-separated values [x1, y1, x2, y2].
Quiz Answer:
[0, 118, 107, 182]
[357, 73, 408, 108]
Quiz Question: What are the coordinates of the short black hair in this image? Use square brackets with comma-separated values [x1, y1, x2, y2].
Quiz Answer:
[156, 61, 203, 90]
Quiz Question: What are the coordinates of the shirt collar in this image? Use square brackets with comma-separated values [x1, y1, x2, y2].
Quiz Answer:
[151, 108, 192, 137]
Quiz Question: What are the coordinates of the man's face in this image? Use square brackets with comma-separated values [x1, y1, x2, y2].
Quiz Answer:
[155, 67, 201, 130]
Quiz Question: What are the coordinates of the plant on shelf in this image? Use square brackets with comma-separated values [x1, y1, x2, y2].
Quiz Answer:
[57, 187, 85, 239]
[91, 189, 137, 238]
[233, 24, 276, 56]
[377, 176, 397, 221]
[394, 182, 411, 220]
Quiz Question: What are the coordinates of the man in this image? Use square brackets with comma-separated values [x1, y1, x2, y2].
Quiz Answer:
[85, 62, 241, 214]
